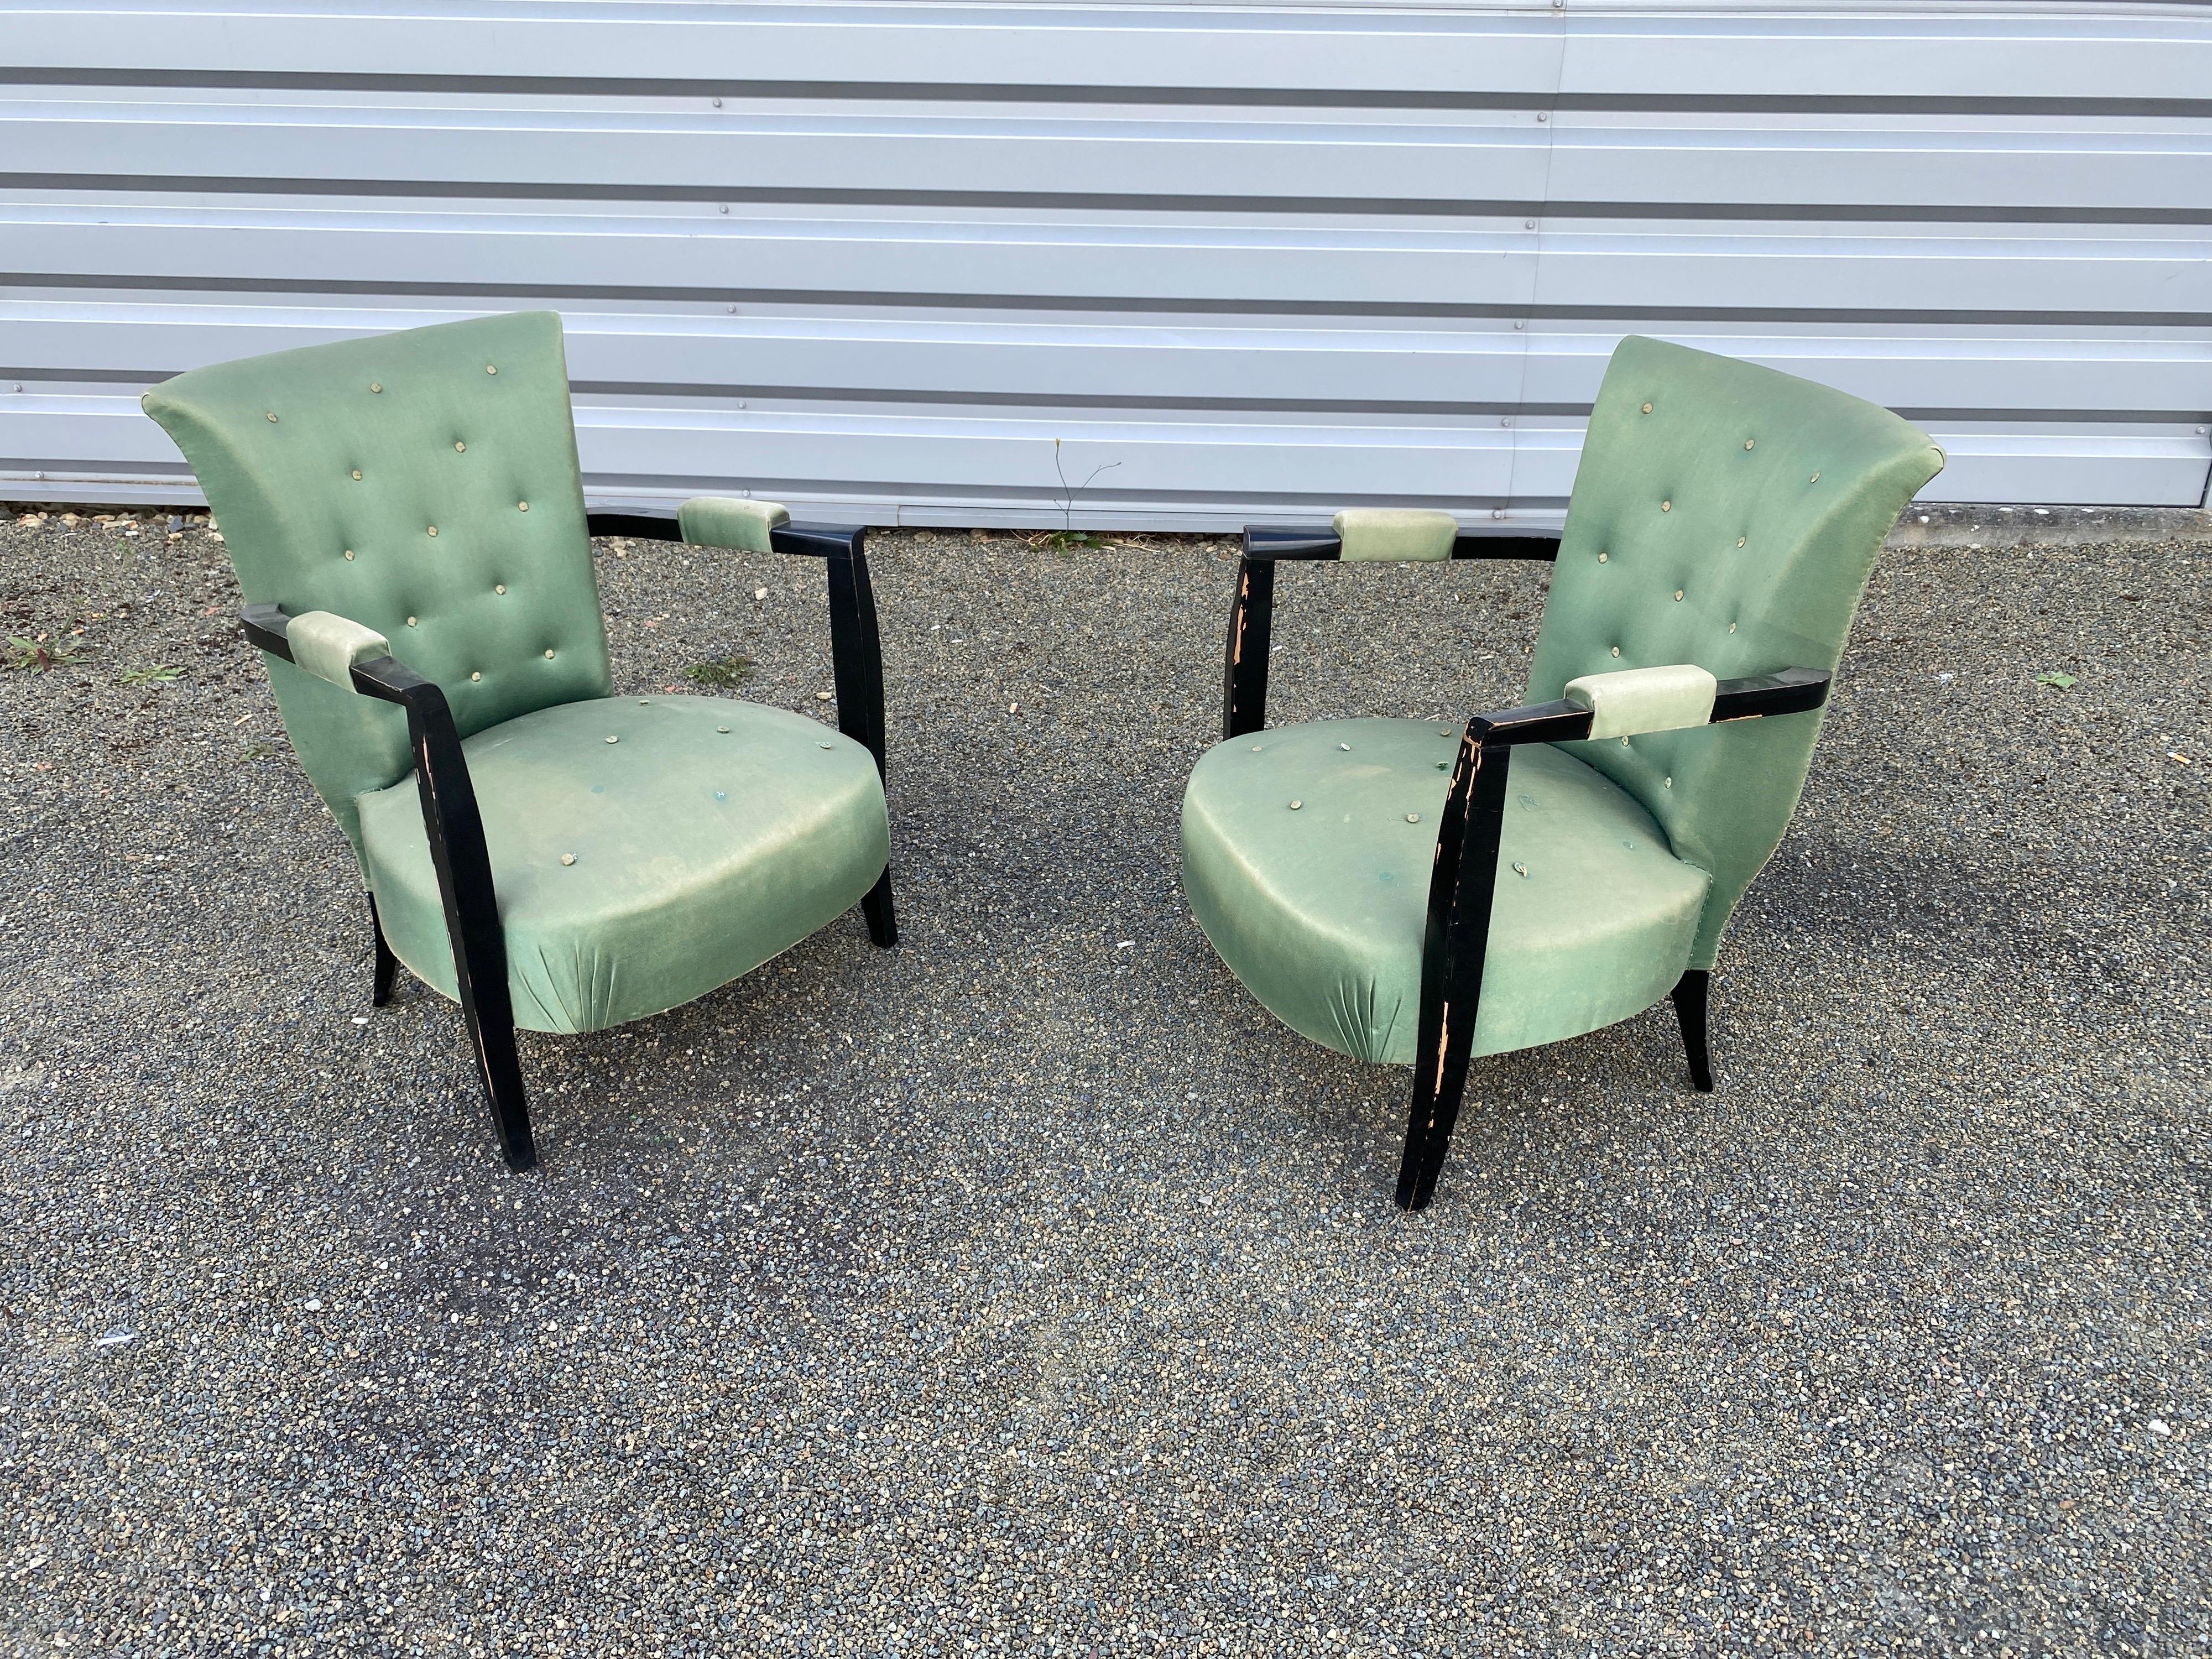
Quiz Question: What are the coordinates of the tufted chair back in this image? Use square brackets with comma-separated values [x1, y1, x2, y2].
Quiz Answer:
[1526, 336, 1943, 968]
[143, 311, 613, 865]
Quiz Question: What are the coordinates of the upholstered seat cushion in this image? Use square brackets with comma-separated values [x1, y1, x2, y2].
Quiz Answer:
[358, 695, 889, 1035]
[1181, 719, 1710, 1064]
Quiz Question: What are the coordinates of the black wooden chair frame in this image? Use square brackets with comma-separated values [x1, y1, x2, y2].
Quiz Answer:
[242, 514, 895, 1172]
[1220, 526, 1830, 1211]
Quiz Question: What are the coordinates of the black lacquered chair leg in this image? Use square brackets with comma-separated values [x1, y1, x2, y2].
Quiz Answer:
[860, 866, 898, 948]
[369, 894, 399, 1008]
[465, 1010, 536, 1171]
[1673, 968, 1714, 1093]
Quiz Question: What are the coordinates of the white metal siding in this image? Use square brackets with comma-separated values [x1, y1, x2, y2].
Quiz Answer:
[2, 0, 2208, 526]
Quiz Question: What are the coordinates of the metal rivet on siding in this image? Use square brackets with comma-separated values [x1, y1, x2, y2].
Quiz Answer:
[518, 501, 529, 512]
[342, 549, 354, 561]
[560, 854, 576, 866]
[1660, 499, 1671, 512]
[1641, 402, 1653, 414]
[1288, 800, 1302, 811]
[494, 583, 506, 594]
[455, 441, 466, 452]
[1610, 645, 1621, 657]
[1597, 551, 1608, 563]
[351, 469, 362, 481]
[426, 525, 438, 538]
[469, 671, 482, 682]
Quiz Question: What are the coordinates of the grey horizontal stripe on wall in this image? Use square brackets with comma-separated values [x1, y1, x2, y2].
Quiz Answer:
[8, 68, 2212, 119]
[6, 274, 2209, 328]
[11, 367, 2200, 425]
[14, 175, 2212, 226]
[583, 472, 1563, 509]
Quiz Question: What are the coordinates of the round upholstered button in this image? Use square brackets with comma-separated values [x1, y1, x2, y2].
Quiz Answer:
[405, 616, 418, 627]
[1597, 551, 1608, 563]
[494, 583, 505, 594]
[638, 699, 649, 706]
[1729, 622, 1738, 633]
[1660, 499, 1672, 512]
[544, 649, 555, 659]
[1641, 402, 1653, 414]
[1512, 861, 1528, 877]
[560, 853, 576, 866]
[1251, 745, 1262, 752]
[518, 501, 529, 512]
[1610, 645, 1621, 657]
[369, 382, 382, 393]
[1809, 471, 1820, 483]
[1737, 536, 1747, 547]
[342, 549, 354, 561]
[1744, 439, 1755, 450]
[265, 411, 278, 423]
[1406, 813, 1420, 823]
[455, 441, 466, 453]
[716, 726, 729, 733]
[426, 525, 438, 538]
[1664, 776, 1674, 788]
[486, 364, 497, 375]
[1288, 800, 1302, 811]
[605, 735, 619, 744]
[351, 469, 362, 481]
[1674, 589, 1685, 602]
[818, 742, 833, 750]
[1338, 742, 1351, 751]
[469, 671, 482, 682]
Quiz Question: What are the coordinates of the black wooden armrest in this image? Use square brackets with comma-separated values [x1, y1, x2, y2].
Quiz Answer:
[1222, 525, 1563, 739]
[586, 513, 891, 782]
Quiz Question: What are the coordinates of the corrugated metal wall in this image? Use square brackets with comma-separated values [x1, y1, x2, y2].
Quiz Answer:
[3, 0, 2209, 528]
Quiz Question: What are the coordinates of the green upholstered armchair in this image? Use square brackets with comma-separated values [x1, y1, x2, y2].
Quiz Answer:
[143, 312, 897, 1171]
[1181, 337, 1944, 1210]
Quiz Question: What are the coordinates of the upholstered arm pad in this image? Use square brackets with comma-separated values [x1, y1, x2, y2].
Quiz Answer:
[1332, 508, 1458, 564]
[287, 610, 392, 691]
[1562, 664, 1718, 739]
[679, 497, 792, 554]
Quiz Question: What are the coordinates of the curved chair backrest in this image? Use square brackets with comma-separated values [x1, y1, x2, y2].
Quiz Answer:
[142, 311, 612, 863]
[1527, 336, 1944, 968]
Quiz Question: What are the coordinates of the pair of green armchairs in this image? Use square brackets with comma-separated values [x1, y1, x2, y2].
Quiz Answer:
[144, 314, 1940, 1208]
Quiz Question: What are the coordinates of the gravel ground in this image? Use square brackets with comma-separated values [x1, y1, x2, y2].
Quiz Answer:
[2, 507, 2207, 1657]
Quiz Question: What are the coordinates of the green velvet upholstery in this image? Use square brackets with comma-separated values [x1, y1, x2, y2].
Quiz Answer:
[141, 311, 612, 865]
[1531, 336, 1943, 968]
[357, 697, 888, 1035]
[1333, 508, 1457, 563]
[288, 610, 390, 691]
[1183, 336, 1942, 1070]
[1564, 662, 1717, 739]
[1183, 719, 1709, 1063]
[680, 496, 791, 553]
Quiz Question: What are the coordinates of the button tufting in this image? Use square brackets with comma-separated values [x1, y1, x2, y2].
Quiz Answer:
[1641, 402, 1653, 414]
[1435, 761, 1447, 770]
[1674, 589, 1684, 602]
[454, 441, 466, 453]
[716, 725, 729, 733]
[1737, 536, 1747, 547]
[1660, 499, 1672, 512]
[494, 583, 505, 594]
[605, 735, 619, 744]
[1288, 800, 1302, 811]
[1597, 551, 1608, 563]
[819, 742, 834, 750]
[426, 526, 439, 538]
[1406, 813, 1420, 823]
[469, 671, 482, 682]
[1512, 862, 1528, 877]
[1664, 776, 1674, 788]
[518, 501, 529, 512]
[351, 469, 362, 481]
[715, 790, 727, 801]
[544, 648, 555, 659]
[369, 382, 382, 394]
[1620, 736, 1631, 747]
[1729, 622, 1738, 633]
[1338, 742, 1351, 751]
[265, 411, 278, 423]
[1744, 439, 1755, 450]
[342, 549, 354, 561]
[405, 616, 418, 627]
[560, 853, 575, 865]
[1809, 471, 1820, 483]
[486, 364, 497, 375]
[1609, 645, 1621, 657]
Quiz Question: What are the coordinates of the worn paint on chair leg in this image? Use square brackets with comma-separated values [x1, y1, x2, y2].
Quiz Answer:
[1673, 968, 1714, 1093]
[369, 893, 399, 1008]
[1222, 555, 1275, 740]
[1397, 728, 1512, 1211]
